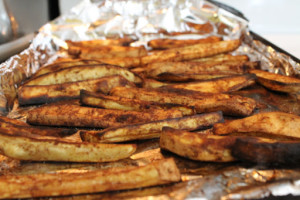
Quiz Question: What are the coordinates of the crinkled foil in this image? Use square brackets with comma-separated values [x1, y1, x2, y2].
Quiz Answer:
[0, 0, 300, 199]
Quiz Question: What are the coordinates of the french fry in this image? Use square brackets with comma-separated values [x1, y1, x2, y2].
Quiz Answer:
[160, 127, 236, 162]
[164, 74, 256, 93]
[191, 54, 249, 63]
[18, 75, 134, 105]
[145, 61, 259, 80]
[32, 59, 102, 78]
[66, 37, 135, 48]
[153, 73, 234, 82]
[143, 78, 172, 88]
[26, 104, 183, 128]
[213, 111, 300, 139]
[23, 64, 143, 86]
[0, 117, 76, 137]
[97, 56, 141, 68]
[69, 45, 147, 59]
[232, 137, 300, 164]
[0, 129, 136, 162]
[80, 112, 223, 143]
[0, 158, 180, 199]
[141, 40, 241, 65]
[147, 36, 222, 49]
[110, 87, 257, 116]
[80, 90, 195, 116]
[250, 69, 300, 94]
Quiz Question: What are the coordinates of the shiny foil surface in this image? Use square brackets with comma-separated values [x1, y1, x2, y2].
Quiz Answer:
[0, 0, 300, 199]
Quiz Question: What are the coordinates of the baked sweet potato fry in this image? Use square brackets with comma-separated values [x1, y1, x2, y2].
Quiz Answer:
[18, 76, 134, 105]
[141, 40, 241, 65]
[232, 137, 300, 164]
[0, 158, 180, 199]
[24, 64, 142, 86]
[110, 87, 257, 116]
[250, 69, 300, 94]
[160, 127, 236, 162]
[164, 74, 256, 93]
[147, 36, 222, 49]
[0, 129, 136, 162]
[213, 111, 300, 139]
[80, 90, 195, 116]
[80, 112, 223, 143]
[26, 104, 183, 128]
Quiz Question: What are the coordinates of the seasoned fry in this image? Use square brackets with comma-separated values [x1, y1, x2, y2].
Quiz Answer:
[147, 36, 222, 49]
[141, 40, 241, 65]
[66, 37, 135, 47]
[213, 111, 300, 139]
[250, 69, 300, 94]
[145, 61, 259, 80]
[153, 73, 234, 82]
[232, 137, 300, 164]
[26, 104, 183, 128]
[160, 127, 236, 162]
[32, 59, 102, 78]
[0, 129, 136, 162]
[80, 112, 223, 143]
[69, 45, 147, 59]
[98, 56, 141, 68]
[80, 90, 195, 116]
[164, 74, 256, 93]
[191, 54, 249, 63]
[18, 76, 134, 105]
[143, 78, 171, 88]
[24, 64, 143, 86]
[110, 87, 257, 116]
[0, 117, 76, 137]
[0, 158, 180, 199]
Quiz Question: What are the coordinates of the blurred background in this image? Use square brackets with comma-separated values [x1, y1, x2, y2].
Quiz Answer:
[2, 0, 300, 60]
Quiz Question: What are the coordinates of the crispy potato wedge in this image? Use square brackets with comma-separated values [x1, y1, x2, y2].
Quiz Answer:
[250, 69, 300, 94]
[143, 78, 171, 88]
[213, 111, 300, 139]
[160, 127, 236, 162]
[18, 76, 134, 105]
[98, 56, 141, 68]
[80, 90, 195, 116]
[69, 45, 147, 59]
[164, 74, 256, 93]
[24, 64, 143, 86]
[80, 111, 223, 143]
[0, 117, 76, 137]
[66, 37, 135, 47]
[141, 40, 241, 65]
[0, 129, 136, 162]
[232, 137, 300, 164]
[147, 36, 222, 49]
[32, 59, 102, 78]
[0, 158, 180, 199]
[26, 104, 183, 128]
[191, 54, 249, 63]
[110, 87, 257, 116]
[154, 73, 233, 82]
[145, 61, 259, 79]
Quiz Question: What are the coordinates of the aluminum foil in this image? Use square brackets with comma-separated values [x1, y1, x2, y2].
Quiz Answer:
[0, 0, 300, 199]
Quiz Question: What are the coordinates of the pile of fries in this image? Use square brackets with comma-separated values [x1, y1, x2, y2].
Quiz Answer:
[0, 35, 300, 199]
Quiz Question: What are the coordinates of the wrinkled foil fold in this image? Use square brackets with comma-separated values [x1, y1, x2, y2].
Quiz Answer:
[0, 0, 300, 199]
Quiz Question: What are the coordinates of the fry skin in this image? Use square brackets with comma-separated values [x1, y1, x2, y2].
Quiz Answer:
[213, 111, 300, 139]
[110, 87, 257, 116]
[26, 104, 183, 128]
[18, 76, 134, 105]
[80, 111, 223, 143]
[66, 37, 135, 47]
[160, 127, 236, 162]
[0, 158, 180, 199]
[0, 129, 136, 162]
[147, 36, 222, 49]
[164, 74, 256, 93]
[250, 69, 300, 94]
[141, 40, 241, 65]
[191, 54, 249, 63]
[24, 64, 143, 86]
